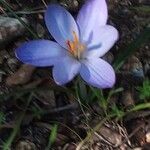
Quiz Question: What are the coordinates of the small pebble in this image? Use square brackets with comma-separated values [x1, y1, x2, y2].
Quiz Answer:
[146, 132, 150, 143]
[0, 17, 28, 49]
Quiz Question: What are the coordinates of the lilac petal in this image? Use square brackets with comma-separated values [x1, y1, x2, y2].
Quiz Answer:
[15, 40, 67, 66]
[80, 58, 115, 88]
[53, 57, 81, 85]
[77, 0, 108, 42]
[85, 25, 119, 58]
[45, 4, 79, 49]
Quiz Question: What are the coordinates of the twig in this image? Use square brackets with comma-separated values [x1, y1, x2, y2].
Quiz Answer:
[42, 102, 79, 114]
[2, 10, 45, 15]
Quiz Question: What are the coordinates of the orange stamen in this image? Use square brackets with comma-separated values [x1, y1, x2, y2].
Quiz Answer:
[67, 40, 71, 50]
[67, 40, 75, 53]
[73, 31, 79, 46]
[66, 31, 85, 59]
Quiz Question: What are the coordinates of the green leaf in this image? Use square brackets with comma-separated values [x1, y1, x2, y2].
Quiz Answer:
[113, 26, 150, 70]
[0, 112, 5, 125]
[111, 105, 125, 119]
[2, 94, 33, 150]
[78, 79, 88, 102]
[137, 79, 150, 100]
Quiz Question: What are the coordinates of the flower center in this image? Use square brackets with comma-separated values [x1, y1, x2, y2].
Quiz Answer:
[66, 31, 85, 59]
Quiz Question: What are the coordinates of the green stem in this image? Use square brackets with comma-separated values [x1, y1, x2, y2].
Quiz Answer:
[2, 94, 33, 150]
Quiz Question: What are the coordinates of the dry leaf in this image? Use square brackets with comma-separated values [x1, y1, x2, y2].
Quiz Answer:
[6, 64, 35, 86]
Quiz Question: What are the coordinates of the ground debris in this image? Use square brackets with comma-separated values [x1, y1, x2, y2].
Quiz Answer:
[76, 121, 130, 150]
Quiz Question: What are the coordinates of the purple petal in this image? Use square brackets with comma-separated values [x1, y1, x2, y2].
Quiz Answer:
[15, 40, 67, 66]
[45, 4, 79, 49]
[77, 0, 108, 42]
[53, 57, 81, 85]
[80, 58, 115, 88]
[85, 25, 119, 58]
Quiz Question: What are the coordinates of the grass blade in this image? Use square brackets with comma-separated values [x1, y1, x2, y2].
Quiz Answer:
[0, 0, 39, 39]
[45, 124, 58, 150]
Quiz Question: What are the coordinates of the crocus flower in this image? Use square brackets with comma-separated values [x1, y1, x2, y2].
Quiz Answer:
[15, 0, 118, 88]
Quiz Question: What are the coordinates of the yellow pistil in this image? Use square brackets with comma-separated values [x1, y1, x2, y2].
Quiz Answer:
[66, 31, 85, 59]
